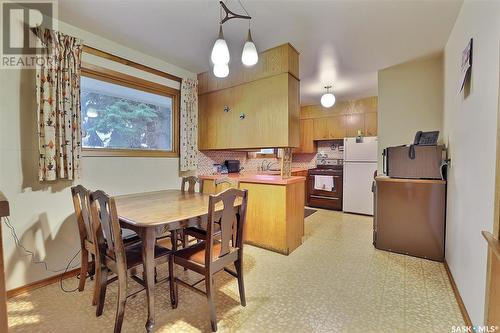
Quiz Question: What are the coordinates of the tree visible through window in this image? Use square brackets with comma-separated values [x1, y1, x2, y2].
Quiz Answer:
[81, 76, 173, 151]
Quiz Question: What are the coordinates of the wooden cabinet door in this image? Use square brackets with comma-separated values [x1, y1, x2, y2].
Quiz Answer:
[198, 88, 235, 149]
[364, 112, 378, 136]
[345, 113, 365, 137]
[313, 118, 329, 140]
[298, 119, 315, 153]
[327, 116, 346, 139]
[234, 73, 290, 148]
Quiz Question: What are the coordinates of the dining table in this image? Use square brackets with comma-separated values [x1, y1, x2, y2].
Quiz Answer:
[114, 189, 242, 332]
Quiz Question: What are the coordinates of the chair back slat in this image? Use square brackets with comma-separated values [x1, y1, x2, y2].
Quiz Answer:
[181, 176, 202, 193]
[206, 188, 248, 262]
[89, 190, 125, 264]
[71, 185, 93, 245]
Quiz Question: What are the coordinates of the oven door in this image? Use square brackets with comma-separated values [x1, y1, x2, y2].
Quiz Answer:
[307, 174, 343, 210]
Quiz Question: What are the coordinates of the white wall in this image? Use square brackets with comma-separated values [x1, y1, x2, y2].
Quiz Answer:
[377, 54, 444, 171]
[443, 0, 500, 325]
[0, 21, 195, 290]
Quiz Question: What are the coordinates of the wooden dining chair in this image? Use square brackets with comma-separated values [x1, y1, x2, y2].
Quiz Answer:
[181, 176, 203, 193]
[169, 188, 248, 332]
[71, 185, 96, 301]
[157, 176, 205, 250]
[183, 177, 237, 244]
[71, 185, 141, 306]
[180, 176, 207, 247]
[89, 190, 170, 333]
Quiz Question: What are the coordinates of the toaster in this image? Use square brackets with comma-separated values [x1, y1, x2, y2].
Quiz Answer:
[224, 160, 241, 173]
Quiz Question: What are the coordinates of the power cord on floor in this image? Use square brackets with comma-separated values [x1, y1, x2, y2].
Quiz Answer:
[2, 216, 83, 293]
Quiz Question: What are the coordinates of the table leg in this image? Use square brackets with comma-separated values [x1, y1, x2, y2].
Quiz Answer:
[170, 230, 178, 251]
[141, 227, 156, 333]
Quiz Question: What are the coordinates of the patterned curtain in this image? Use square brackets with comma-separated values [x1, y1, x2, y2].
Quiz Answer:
[180, 78, 199, 172]
[34, 28, 83, 181]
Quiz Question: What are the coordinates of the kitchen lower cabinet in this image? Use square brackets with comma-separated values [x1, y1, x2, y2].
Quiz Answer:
[240, 180, 305, 255]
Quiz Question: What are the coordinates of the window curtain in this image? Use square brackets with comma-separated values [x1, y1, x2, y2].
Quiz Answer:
[34, 28, 83, 181]
[180, 78, 199, 172]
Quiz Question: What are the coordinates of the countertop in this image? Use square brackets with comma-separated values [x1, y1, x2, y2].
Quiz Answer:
[199, 172, 306, 186]
[375, 176, 446, 185]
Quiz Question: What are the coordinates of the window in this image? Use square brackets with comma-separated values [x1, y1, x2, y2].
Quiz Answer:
[80, 60, 180, 157]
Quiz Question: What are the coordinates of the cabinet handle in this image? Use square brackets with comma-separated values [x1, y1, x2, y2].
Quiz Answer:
[239, 113, 246, 120]
[224, 106, 230, 113]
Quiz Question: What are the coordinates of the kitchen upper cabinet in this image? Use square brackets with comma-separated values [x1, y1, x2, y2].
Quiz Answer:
[313, 118, 329, 140]
[328, 116, 346, 139]
[198, 73, 299, 150]
[198, 43, 300, 150]
[312, 116, 346, 140]
[345, 113, 365, 137]
[364, 112, 378, 136]
[295, 119, 315, 153]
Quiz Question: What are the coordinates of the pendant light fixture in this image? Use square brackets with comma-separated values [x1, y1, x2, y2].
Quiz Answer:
[210, 1, 258, 77]
[321, 85, 336, 108]
[241, 28, 258, 66]
[210, 25, 230, 66]
[213, 63, 230, 78]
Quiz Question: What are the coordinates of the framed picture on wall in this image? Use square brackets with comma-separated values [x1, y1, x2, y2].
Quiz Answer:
[459, 38, 473, 93]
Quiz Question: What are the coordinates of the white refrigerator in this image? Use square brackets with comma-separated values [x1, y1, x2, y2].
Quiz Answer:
[343, 136, 378, 215]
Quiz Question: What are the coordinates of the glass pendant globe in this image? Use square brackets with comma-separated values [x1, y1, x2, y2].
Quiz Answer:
[321, 92, 336, 108]
[241, 29, 258, 67]
[242, 41, 258, 66]
[213, 63, 229, 78]
[211, 26, 230, 65]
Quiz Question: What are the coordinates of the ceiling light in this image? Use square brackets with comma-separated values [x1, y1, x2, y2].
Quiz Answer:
[213, 63, 229, 78]
[321, 85, 336, 108]
[241, 29, 258, 66]
[210, 1, 257, 76]
[210, 25, 230, 65]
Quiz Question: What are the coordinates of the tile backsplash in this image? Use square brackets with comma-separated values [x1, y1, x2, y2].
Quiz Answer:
[198, 151, 317, 175]
[197, 140, 344, 175]
[316, 140, 344, 159]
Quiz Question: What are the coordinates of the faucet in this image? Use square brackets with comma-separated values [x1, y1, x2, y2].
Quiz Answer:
[260, 159, 268, 172]
[267, 161, 278, 171]
[260, 160, 279, 172]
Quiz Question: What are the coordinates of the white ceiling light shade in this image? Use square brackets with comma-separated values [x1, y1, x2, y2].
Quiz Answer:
[321, 85, 336, 108]
[210, 25, 230, 65]
[213, 63, 229, 78]
[241, 29, 258, 66]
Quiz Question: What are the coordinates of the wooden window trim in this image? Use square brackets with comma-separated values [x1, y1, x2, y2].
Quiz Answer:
[82, 45, 182, 83]
[81, 62, 180, 158]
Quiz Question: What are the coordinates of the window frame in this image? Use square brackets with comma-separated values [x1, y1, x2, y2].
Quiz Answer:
[80, 62, 180, 158]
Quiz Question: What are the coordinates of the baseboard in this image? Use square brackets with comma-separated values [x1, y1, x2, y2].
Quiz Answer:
[6, 268, 80, 299]
[444, 260, 473, 327]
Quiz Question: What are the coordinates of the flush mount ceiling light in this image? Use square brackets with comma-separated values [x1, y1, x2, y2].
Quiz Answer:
[210, 1, 258, 78]
[321, 85, 336, 108]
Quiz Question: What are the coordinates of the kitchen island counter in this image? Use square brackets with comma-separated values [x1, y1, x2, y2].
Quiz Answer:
[199, 173, 305, 255]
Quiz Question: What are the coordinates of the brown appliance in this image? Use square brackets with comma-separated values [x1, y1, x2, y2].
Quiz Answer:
[307, 165, 343, 210]
[373, 176, 446, 261]
[382, 145, 446, 180]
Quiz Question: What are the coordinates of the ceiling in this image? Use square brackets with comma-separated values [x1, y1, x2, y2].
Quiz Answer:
[59, 0, 462, 105]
